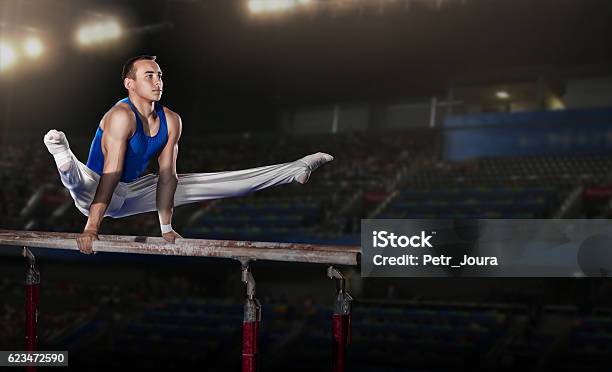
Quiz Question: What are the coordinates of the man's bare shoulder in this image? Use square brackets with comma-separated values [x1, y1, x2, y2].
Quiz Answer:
[100, 104, 136, 134]
[105, 103, 134, 122]
[163, 106, 181, 123]
[163, 107, 183, 134]
[100, 104, 135, 137]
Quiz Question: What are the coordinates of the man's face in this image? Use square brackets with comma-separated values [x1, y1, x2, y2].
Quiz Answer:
[127, 60, 163, 101]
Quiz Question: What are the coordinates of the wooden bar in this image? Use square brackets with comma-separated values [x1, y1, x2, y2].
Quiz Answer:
[0, 230, 361, 265]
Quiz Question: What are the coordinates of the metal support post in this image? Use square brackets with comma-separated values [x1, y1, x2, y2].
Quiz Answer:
[24, 247, 40, 372]
[241, 260, 261, 372]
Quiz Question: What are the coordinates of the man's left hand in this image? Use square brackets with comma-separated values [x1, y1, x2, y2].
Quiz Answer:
[162, 230, 182, 244]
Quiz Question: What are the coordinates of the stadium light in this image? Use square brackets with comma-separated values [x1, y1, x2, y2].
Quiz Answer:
[0, 41, 18, 71]
[496, 91, 510, 100]
[248, 0, 296, 14]
[76, 20, 122, 46]
[266, 0, 295, 12]
[248, 0, 265, 13]
[23, 37, 44, 58]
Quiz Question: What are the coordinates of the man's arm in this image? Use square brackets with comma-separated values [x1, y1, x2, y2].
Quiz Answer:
[156, 110, 182, 243]
[77, 108, 132, 253]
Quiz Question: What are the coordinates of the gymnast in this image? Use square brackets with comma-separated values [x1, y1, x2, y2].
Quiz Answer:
[44, 55, 333, 254]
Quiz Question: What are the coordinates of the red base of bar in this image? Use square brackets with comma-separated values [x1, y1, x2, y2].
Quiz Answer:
[25, 283, 39, 372]
[242, 321, 260, 372]
[332, 314, 351, 372]
[25, 283, 39, 351]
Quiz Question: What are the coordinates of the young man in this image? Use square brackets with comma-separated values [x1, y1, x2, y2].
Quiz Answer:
[44, 55, 333, 254]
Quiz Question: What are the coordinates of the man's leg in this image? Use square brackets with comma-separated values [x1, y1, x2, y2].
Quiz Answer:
[112, 152, 333, 219]
[44, 129, 124, 217]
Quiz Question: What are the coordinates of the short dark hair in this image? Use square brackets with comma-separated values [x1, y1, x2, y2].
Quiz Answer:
[122, 55, 157, 81]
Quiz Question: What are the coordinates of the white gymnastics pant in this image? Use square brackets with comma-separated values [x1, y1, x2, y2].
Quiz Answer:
[54, 149, 310, 219]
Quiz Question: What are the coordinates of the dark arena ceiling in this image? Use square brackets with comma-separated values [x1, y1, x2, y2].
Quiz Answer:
[1, 0, 612, 133]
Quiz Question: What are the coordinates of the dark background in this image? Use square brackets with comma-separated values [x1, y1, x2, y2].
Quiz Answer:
[2, 0, 612, 134]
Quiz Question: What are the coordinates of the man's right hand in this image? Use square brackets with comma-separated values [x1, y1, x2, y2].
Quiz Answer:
[77, 229, 99, 254]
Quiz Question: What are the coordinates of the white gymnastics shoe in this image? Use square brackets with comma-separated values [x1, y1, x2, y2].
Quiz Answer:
[295, 152, 334, 184]
[44, 129, 72, 171]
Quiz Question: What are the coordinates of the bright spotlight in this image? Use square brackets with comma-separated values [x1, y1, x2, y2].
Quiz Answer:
[0, 42, 18, 71]
[104, 20, 122, 38]
[496, 91, 510, 100]
[77, 20, 122, 46]
[23, 37, 44, 58]
[249, 0, 296, 14]
[265, 0, 295, 12]
[248, 0, 265, 13]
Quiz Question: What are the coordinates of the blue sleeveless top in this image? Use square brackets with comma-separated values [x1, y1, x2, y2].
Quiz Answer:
[86, 98, 169, 183]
